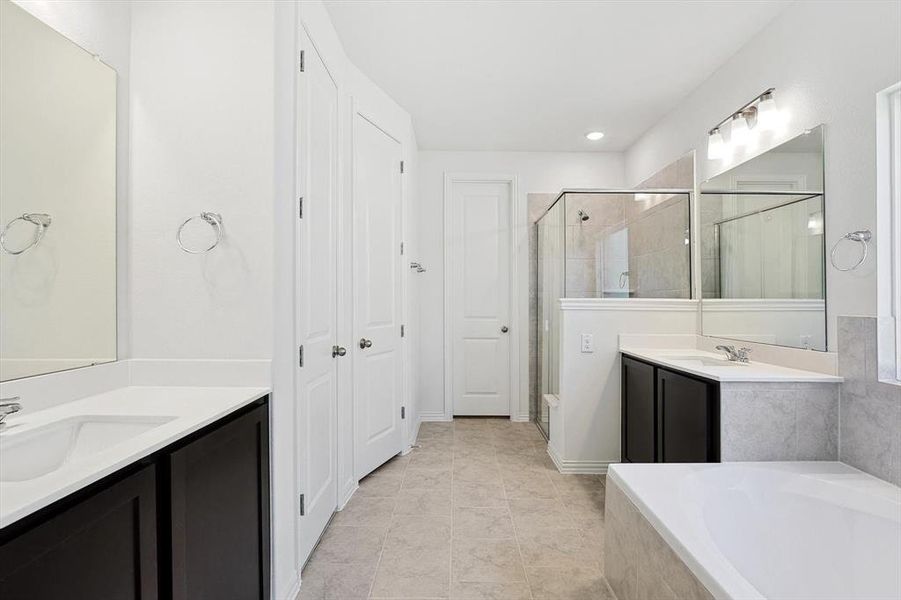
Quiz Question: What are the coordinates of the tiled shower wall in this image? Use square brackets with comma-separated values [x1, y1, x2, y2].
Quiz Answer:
[837, 316, 901, 486]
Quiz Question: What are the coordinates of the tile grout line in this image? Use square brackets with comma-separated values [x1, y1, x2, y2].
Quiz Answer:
[366, 449, 408, 599]
[449, 420, 457, 599]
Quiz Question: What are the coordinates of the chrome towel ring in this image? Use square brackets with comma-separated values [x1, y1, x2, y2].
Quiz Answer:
[177, 212, 223, 254]
[0, 213, 52, 255]
[830, 229, 871, 272]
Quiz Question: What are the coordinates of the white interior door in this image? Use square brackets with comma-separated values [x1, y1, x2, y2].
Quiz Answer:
[296, 37, 339, 565]
[353, 113, 404, 479]
[449, 180, 512, 416]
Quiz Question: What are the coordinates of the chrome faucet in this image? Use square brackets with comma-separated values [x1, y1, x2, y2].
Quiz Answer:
[0, 396, 22, 428]
[715, 345, 751, 363]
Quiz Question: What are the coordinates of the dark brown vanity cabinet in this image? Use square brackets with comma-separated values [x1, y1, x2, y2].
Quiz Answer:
[622, 355, 719, 463]
[0, 397, 270, 600]
[621, 356, 657, 463]
[0, 465, 159, 600]
[169, 403, 270, 600]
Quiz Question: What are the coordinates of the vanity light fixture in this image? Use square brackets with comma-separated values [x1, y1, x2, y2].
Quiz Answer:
[730, 112, 751, 146]
[756, 91, 779, 131]
[585, 131, 605, 141]
[707, 88, 779, 159]
[707, 128, 725, 159]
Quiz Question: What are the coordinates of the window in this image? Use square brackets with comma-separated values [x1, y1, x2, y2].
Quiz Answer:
[876, 83, 901, 382]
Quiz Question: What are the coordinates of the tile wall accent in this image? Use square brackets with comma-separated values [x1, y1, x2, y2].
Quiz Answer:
[604, 478, 713, 600]
[837, 316, 901, 486]
[719, 382, 839, 461]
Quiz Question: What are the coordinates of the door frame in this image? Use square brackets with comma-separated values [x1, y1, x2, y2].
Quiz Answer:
[443, 172, 522, 421]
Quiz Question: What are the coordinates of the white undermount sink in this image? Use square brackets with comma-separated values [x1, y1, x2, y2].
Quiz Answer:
[0, 415, 176, 483]
[662, 354, 748, 367]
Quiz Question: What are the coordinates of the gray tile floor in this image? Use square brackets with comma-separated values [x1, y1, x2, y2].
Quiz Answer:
[298, 418, 614, 600]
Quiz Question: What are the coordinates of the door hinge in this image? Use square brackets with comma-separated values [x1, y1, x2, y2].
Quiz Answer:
[400, 160, 405, 174]
[298, 197, 303, 219]
[401, 406, 406, 419]
[299, 493, 305, 516]
[401, 324, 405, 338]
[299, 50, 305, 72]
[298, 345, 304, 368]
[400, 242, 405, 255]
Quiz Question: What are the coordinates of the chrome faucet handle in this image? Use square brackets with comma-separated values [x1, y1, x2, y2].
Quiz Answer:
[736, 347, 752, 362]
[715, 344, 735, 355]
[0, 396, 22, 425]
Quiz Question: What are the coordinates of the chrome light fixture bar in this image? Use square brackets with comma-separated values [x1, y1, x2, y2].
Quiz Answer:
[707, 87, 778, 159]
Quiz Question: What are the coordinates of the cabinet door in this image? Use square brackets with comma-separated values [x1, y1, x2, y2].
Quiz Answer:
[622, 356, 656, 463]
[657, 369, 719, 462]
[169, 403, 270, 600]
[0, 465, 158, 600]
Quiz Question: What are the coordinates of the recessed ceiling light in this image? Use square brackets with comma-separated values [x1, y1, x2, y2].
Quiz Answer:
[585, 131, 605, 141]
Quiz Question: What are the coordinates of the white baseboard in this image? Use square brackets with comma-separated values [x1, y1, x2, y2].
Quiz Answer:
[419, 411, 452, 421]
[547, 444, 610, 475]
[407, 418, 422, 447]
[339, 481, 358, 510]
[511, 413, 530, 423]
[281, 574, 301, 600]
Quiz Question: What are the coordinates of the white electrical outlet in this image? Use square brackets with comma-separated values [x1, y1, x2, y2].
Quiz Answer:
[580, 333, 594, 353]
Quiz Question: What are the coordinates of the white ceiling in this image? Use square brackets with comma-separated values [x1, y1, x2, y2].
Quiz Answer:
[324, 0, 788, 152]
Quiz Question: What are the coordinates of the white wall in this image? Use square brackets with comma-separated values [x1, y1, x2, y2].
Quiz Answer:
[13, 0, 132, 358]
[625, 0, 901, 348]
[129, 0, 275, 360]
[417, 151, 624, 420]
[551, 299, 698, 470]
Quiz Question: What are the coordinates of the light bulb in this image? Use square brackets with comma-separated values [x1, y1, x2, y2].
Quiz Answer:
[707, 128, 725, 159]
[757, 92, 779, 131]
[730, 113, 750, 146]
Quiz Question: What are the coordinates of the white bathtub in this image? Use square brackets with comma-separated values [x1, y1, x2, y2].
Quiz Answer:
[608, 462, 901, 600]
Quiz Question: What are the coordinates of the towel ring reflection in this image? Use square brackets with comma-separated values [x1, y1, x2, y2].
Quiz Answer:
[177, 212, 222, 254]
[830, 229, 871, 272]
[0, 213, 52, 255]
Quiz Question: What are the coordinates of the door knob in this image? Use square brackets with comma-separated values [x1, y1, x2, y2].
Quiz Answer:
[501, 326, 509, 333]
[332, 345, 346, 358]
[359, 338, 373, 349]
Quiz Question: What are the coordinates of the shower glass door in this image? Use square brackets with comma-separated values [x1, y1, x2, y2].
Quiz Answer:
[532, 190, 692, 439]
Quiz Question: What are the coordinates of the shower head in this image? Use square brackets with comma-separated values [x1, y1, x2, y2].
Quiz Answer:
[577, 210, 590, 222]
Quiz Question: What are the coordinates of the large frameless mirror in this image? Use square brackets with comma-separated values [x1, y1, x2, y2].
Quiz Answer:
[699, 125, 826, 351]
[0, 0, 117, 381]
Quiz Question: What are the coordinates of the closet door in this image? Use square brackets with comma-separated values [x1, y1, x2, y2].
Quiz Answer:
[352, 112, 404, 479]
[296, 34, 339, 565]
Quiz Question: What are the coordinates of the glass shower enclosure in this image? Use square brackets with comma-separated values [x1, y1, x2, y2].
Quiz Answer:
[533, 190, 692, 439]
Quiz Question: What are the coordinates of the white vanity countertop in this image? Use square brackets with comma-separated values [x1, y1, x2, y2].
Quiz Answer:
[619, 347, 843, 383]
[0, 386, 268, 529]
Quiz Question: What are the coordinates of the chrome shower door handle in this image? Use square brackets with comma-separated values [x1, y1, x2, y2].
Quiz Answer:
[359, 338, 372, 349]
